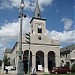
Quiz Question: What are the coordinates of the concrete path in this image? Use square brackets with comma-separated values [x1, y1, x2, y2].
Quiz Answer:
[0, 70, 49, 75]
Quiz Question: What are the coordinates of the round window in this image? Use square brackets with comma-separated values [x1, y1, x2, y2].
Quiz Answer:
[38, 36, 42, 40]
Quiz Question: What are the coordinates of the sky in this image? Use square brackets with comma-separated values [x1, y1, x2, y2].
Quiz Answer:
[0, 0, 75, 60]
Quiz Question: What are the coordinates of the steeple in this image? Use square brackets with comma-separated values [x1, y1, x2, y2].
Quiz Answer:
[35, 0, 41, 18]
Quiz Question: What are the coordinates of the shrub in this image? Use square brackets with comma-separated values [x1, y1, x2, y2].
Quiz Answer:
[3, 54, 8, 66]
[0, 60, 2, 66]
[71, 63, 75, 73]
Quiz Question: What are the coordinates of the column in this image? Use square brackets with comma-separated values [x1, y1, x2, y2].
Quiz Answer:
[44, 55, 48, 72]
[55, 55, 60, 67]
[1, 62, 4, 73]
[69, 61, 71, 69]
[32, 55, 36, 70]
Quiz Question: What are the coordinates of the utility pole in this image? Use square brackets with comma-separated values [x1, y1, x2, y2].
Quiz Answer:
[17, 0, 27, 75]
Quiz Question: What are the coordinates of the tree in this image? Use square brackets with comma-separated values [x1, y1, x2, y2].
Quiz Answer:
[71, 63, 75, 73]
[0, 60, 2, 66]
[3, 54, 8, 66]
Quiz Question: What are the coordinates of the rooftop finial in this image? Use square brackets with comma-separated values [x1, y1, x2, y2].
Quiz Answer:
[35, 0, 41, 18]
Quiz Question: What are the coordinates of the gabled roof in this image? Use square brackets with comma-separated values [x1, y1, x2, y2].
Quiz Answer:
[60, 44, 75, 53]
[11, 42, 18, 53]
[5, 48, 12, 53]
[30, 17, 46, 23]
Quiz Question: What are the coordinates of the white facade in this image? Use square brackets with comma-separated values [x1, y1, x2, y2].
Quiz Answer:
[9, 17, 60, 73]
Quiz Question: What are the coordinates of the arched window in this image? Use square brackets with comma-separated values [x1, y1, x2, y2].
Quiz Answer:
[38, 25, 42, 33]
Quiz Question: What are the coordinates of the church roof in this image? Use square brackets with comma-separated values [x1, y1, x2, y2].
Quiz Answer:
[5, 48, 12, 53]
[60, 44, 75, 53]
[30, 17, 46, 23]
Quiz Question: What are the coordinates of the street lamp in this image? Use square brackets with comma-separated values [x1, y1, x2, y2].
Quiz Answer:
[17, 0, 27, 75]
[20, 0, 25, 8]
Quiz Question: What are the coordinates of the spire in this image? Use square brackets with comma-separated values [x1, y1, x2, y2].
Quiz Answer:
[35, 0, 41, 18]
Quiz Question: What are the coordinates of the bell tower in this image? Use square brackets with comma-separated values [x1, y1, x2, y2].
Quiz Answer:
[30, 0, 46, 35]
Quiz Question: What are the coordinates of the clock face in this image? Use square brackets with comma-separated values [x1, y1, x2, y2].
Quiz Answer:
[38, 36, 42, 40]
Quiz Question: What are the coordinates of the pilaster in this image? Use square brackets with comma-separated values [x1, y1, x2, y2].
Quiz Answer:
[32, 55, 36, 69]
[44, 55, 48, 72]
[55, 55, 60, 67]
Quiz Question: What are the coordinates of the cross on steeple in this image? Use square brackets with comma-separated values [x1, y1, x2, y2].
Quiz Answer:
[35, 0, 41, 18]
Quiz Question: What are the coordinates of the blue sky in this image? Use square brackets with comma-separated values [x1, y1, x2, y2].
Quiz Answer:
[0, 0, 75, 60]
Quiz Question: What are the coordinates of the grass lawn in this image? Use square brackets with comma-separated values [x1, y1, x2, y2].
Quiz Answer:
[43, 73, 75, 75]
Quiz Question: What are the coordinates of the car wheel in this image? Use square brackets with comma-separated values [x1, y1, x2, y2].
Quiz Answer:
[55, 72, 57, 74]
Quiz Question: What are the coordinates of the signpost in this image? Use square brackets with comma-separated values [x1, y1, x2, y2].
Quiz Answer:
[38, 65, 43, 71]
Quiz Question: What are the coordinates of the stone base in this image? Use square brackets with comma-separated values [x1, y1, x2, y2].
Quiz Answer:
[44, 68, 48, 73]
[17, 59, 24, 75]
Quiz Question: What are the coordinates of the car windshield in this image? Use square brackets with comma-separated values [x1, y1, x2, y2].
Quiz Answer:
[53, 67, 69, 70]
[53, 67, 62, 70]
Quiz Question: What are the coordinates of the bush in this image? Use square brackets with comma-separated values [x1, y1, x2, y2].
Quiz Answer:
[0, 60, 2, 66]
[3, 54, 9, 66]
[71, 63, 75, 73]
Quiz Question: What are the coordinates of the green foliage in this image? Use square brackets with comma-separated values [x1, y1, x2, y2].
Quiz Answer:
[0, 60, 2, 66]
[71, 63, 75, 73]
[64, 64, 70, 68]
[3, 54, 8, 66]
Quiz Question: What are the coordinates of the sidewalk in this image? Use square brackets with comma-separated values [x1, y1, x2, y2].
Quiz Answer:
[0, 70, 17, 75]
[0, 70, 49, 75]
[0, 72, 17, 75]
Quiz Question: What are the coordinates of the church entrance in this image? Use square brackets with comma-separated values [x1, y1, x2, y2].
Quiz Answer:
[23, 50, 32, 74]
[48, 51, 55, 71]
[36, 51, 44, 71]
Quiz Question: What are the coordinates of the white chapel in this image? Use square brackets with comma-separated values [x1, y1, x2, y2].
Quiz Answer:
[5, 0, 60, 73]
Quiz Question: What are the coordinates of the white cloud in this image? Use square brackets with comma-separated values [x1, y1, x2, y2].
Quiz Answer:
[61, 18, 73, 31]
[38, 0, 53, 10]
[0, 17, 31, 37]
[47, 30, 75, 43]
[38, 0, 53, 5]
[0, 0, 20, 9]
[0, 0, 53, 10]
[0, 16, 31, 60]
[0, 0, 12, 9]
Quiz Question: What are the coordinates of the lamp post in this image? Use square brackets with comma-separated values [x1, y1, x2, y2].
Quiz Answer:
[17, 0, 27, 75]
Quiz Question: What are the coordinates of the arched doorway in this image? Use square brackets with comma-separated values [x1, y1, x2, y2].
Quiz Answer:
[48, 51, 55, 70]
[36, 51, 44, 71]
[23, 50, 32, 73]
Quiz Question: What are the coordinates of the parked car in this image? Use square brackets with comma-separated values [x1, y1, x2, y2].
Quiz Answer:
[50, 67, 71, 74]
